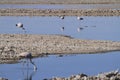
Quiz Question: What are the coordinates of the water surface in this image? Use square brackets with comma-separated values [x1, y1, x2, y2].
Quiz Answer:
[0, 16, 120, 41]
[0, 16, 120, 80]
[0, 4, 120, 9]
[0, 52, 120, 80]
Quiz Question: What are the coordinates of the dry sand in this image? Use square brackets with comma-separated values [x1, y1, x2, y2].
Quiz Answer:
[0, 0, 120, 16]
[0, 34, 120, 63]
[0, 8, 120, 16]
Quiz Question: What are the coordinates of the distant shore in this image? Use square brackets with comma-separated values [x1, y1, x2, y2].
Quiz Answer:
[0, 8, 120, 16]
[0, 0, 120, 16]
[0, 34, 120, 63]
[0, 0, 120, 4]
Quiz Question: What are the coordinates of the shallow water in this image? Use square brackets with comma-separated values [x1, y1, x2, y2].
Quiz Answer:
[0, 16, 120, 41]
[0, 4, 120, 9]
[0, 52, 120, 80]
[0, 16, 120, 80]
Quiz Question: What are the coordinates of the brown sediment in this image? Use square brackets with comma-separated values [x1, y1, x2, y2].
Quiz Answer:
[0, 34, 120, 63]
[0, 8, 120, 16]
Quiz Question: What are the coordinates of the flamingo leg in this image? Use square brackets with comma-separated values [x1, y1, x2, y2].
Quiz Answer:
[29, 59, 37, 71]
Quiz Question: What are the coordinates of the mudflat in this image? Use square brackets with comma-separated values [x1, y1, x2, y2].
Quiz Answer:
[0, 0, 120, 16]
[0, 34, 120, 63]
[0, 8, 120, 16]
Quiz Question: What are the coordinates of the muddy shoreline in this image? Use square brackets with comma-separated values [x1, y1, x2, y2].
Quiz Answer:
[0, 8, 120, 16]
[0, 34, 120, 64]
[0, 0, 120, 16]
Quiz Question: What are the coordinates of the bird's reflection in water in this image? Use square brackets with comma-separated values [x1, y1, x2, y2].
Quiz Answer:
[20, 61, 36, 80]
[22, 68, 36, 80]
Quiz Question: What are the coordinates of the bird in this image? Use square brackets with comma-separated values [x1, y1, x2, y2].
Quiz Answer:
[77, 27, 84, 32]
[18, 52, 37, 71]
[16, 22, 26, 33]
[60, 27, 64, 32]
[60, 16, 64, 20]
[77, 16, 83, 20]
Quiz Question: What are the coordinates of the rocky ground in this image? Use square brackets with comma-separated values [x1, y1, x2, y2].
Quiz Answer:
[0, 0, 120, 16]
[1, 69, 120, 80]
[0, 8, 120, 16]
[50, 69, 120, 80]
[0, 34, 120, 64]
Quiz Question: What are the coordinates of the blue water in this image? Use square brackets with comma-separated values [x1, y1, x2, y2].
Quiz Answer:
[0, 16, 120, 41]
[0, 16, 120, 80]
[0, 52, 120, 80]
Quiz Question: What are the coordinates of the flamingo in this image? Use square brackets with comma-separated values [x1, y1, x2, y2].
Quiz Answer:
[19, 52, 37, 71]
[16, 22, 26, 33]
[60, 27, 64, 32]
[77, 16, 83, 20]
[77, 27, 84, 32]
[60, 16, 65, 20]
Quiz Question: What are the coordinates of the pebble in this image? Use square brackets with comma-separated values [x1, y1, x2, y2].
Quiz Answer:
[0, 9, 120, 16]
[50, 69, 120, 80]
[0, 34, 120, 63]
